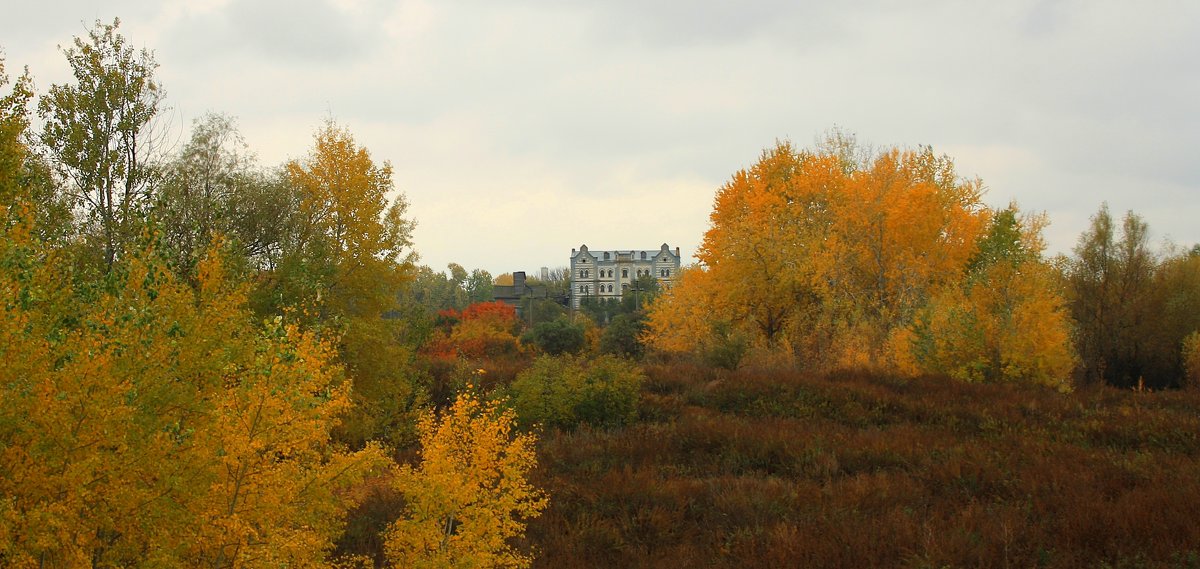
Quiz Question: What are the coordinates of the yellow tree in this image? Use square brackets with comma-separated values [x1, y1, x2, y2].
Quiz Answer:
[902, 206, 1076, 390]
[386, 390, 547, 569]
[0, 57, 69, 243]
[281, 120, 422, 448]
[284, 119, 415, 320]
[0, 225, 388, 566]
[644, 266, 719, 354]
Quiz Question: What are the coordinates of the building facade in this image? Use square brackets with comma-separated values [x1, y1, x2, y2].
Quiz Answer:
[570, 243, 682, 309]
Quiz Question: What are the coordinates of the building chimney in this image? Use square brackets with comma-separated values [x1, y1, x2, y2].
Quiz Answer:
[514, 271, 526, 291]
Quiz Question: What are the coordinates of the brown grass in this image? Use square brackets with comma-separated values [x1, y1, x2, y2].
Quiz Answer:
[524, 363, 1200, 568]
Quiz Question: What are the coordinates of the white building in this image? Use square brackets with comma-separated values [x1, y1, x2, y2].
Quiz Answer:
[569, 243, 682, 309]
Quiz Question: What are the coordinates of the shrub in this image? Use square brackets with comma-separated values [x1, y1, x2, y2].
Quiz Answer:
[702, 322, 749, 370]
[599, 313, 645, 359]
[524, 318, 586, 355]
[510, 355, 644, 430]
[1183, 331, 1200, 389]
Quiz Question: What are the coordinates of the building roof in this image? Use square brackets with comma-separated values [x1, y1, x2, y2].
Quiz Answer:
[572, 243, 680, 261]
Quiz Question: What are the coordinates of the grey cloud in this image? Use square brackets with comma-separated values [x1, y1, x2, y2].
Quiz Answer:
[0, 2, 151, 46]
[168, 0, 386, 64]
[480, 0, 861, 49]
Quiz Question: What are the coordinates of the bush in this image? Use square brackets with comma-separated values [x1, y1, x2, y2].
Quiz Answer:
[523, 318, 586, 355]
[1183, 331, 1200, 389]
[509, 355, 644, 430]
[599, 313, 645, 359]
[702, 322, 749, 370]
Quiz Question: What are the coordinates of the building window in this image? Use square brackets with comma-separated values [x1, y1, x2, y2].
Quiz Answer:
[640, 252, 646, 260]
[665, 269, 670, 277]
[622, 268, 628, 278]
[604, 252, 610, 260]
[608, 284, 613, 293]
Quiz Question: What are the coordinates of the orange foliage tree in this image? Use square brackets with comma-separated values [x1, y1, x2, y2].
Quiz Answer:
[424, 301, 523, 360]
[642, 266, 746, 363]
[650, 132, 988, 370]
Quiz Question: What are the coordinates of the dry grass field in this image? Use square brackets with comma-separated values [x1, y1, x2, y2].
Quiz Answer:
[524, 363, 1200, 568]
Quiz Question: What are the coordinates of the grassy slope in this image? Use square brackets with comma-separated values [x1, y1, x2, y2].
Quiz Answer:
[525, 363, 1200, 568]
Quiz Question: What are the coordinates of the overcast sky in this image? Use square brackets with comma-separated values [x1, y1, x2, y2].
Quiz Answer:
[3, 0, 1197, 276]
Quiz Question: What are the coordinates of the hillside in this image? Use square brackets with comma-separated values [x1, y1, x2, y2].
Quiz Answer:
[526, 364, 1200, 568]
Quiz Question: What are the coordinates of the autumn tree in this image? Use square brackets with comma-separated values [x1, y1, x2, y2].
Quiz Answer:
[0, 57, 70, 242]
[644, 266, 719, 353]
[386, 390, 547, 569]
[1183, 331, 1200, 389]
[696, 142, 818, 347]
[276, 119, 415, 320]
[426, 301, 523, 360]
[901, 205, 1076, 390]
[249, 120, 425, 448]
[38, 19, 164, 270]
[0, 221, 388, 566]
[651, 134, 987, 370]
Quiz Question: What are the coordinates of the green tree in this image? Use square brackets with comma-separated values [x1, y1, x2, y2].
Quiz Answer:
[523, 318, 585, 355]
[38, 19, 164, 270]
[464, 267, 494, 304]
[578, 296, 623, 325]
[154, 113, 286, 279]
[406, 265, 466, 314]
[1143, 247, 1200, 387]
[599, 312, 646, 359]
